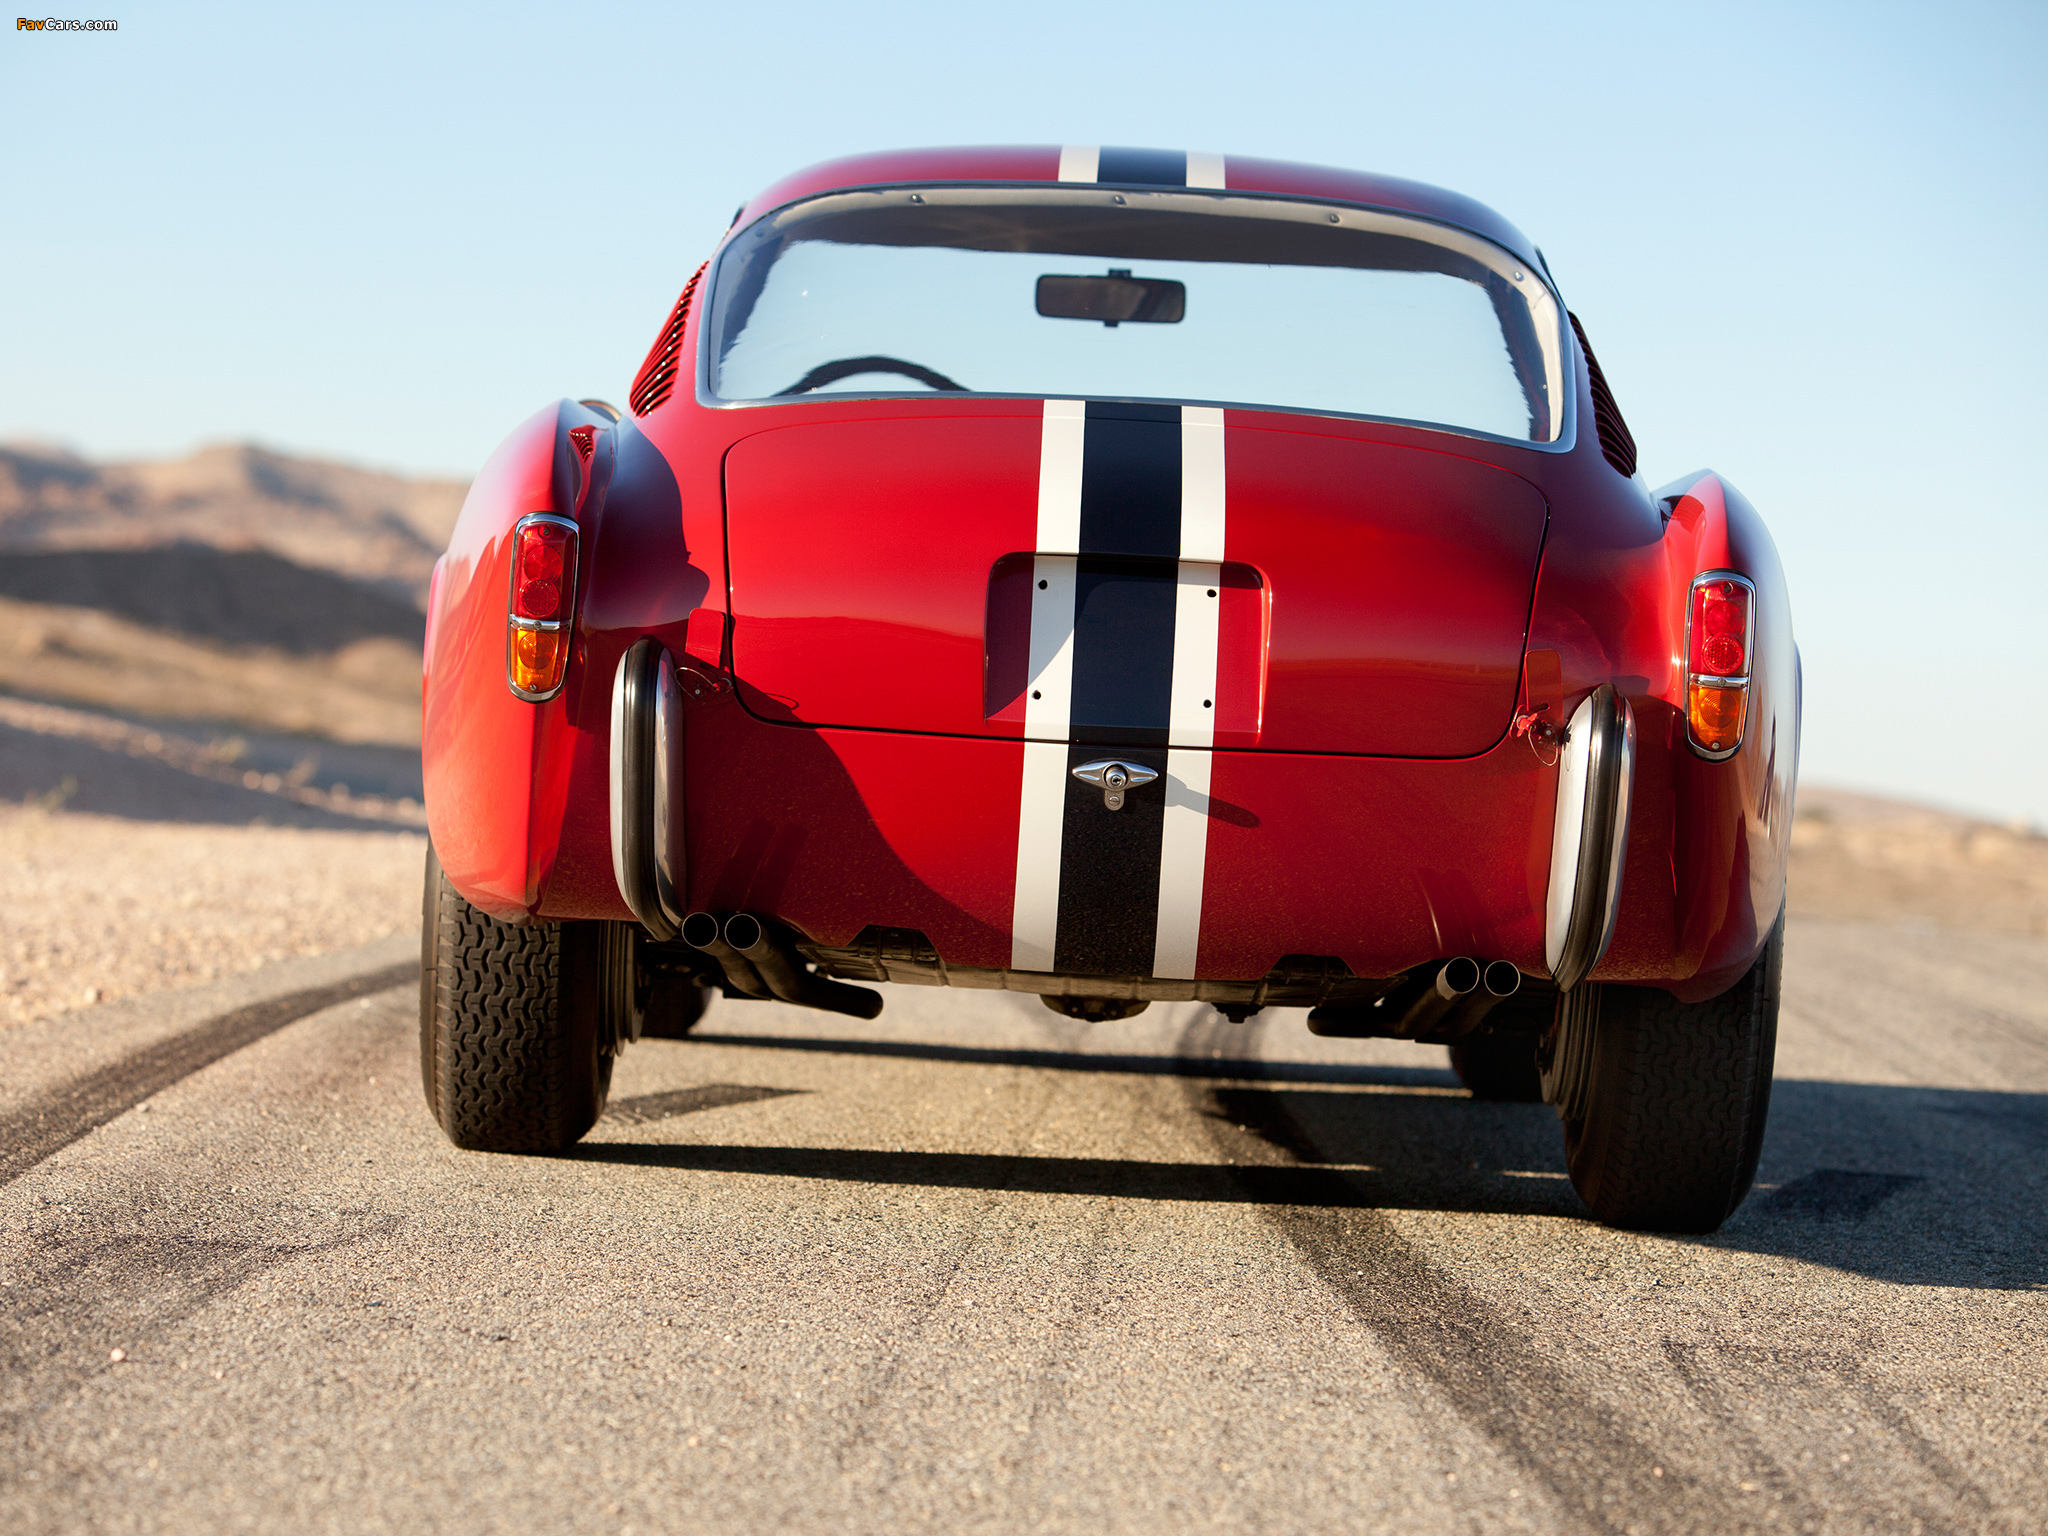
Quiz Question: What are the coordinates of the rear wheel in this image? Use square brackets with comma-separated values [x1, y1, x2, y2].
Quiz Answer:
[420, 845, 616, 1152]
[1448, 1034, 1544, 1102]
[1548, 910, 1782, 1232]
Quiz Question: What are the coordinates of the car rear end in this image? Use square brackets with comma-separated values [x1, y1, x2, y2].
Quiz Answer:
[669, 176, 1592, 1012]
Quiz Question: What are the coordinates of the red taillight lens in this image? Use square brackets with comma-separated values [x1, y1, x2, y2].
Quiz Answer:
[513, 521, 572, 621]
[1685, 572, 1755, 759]
[507, 514, 578, 699]
[1688, 577, 1752, 679]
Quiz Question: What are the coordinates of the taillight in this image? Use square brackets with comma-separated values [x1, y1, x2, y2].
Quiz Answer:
[507, 513, 578, 699]
[1685, 571, 1754, 759]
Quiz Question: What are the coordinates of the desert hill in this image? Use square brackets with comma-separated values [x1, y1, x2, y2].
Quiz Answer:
[0, 440, 466, 604]
[0, 440, 467, 746]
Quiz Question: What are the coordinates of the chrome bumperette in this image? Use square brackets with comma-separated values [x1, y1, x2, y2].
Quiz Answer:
[608, 640, 685, 941]
[650, 656, 683, 927]
[1544, 684, 1636, 992]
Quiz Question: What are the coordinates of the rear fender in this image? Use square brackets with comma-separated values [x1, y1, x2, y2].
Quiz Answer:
[422, 399, 618, 920]
[1520, 468, 1795, 999]
[1647, 471, 1798, 999]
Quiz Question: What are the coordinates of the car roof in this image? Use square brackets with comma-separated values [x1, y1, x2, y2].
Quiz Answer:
[731, 145, 1548, 278]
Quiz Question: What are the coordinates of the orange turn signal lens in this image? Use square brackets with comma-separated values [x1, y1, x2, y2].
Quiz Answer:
[509, 623, 568, 697]
[1687, 680, 1747, 756]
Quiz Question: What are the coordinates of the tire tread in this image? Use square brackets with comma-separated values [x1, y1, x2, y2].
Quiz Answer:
[1564, 911, 1782, 1232]
[421, 850, 608, 1152]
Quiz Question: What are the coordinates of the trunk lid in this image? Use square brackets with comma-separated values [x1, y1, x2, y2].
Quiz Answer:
[723, 408, 1547, 756]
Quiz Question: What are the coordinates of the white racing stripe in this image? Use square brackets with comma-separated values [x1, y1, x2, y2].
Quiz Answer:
[1057, 145, 1100, 183]
[1179, 405, 1226, 560]
[1035, 398, 1085, 554]
[1011, 740, 1071, 971]
[1152, 403, 1227, 978]
[1152, 748, 1214, 979]
[1012, 400, 1087, 970]
[1185, 150, 1227, 189]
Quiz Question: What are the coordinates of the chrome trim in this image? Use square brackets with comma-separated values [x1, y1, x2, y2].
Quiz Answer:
[1682, 570, 1757, 761]
[513, 511, 580, 534]
[508, 616, 565, 632]
[1544, 685, 1635, 991]
[693, 183, 1576, 457]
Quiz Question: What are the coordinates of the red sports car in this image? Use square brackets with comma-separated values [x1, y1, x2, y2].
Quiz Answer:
[418, 145, 1796, 1234]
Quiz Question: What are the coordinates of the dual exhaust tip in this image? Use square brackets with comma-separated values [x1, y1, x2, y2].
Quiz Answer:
[681, 910, 883, 1021]
[1434, 956, 1524, 1003]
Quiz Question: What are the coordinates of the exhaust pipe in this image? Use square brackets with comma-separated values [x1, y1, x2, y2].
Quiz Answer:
[1404, 957, 1481, 1036]
[1309, 958, 1528, 1040]
[1435, 956, 1481, 1000]
[1441, 960, 1526, 1037]
[723, 913, 884, 1021]
[1310, 958, 1478, 1039]
[681, 911, 770, 1000]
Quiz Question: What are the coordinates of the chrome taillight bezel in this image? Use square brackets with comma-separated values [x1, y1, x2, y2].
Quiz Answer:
[1683, 569, 1756, 761]
[506, 511, 581, 702]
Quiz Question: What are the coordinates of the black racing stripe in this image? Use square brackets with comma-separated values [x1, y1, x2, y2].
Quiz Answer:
[1053, 743, 1170, 975]
[1068, 558, 1174, 746]
[1097, 147, 1189, 186]
[1080, 403, 1180, 557]
[1051, 401, 1185, 977]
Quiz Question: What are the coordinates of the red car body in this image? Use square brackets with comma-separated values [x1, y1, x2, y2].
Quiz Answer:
[422, 146, 1796, 1016]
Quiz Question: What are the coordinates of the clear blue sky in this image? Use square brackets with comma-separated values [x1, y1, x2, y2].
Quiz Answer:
[5, 0, 2044, 823]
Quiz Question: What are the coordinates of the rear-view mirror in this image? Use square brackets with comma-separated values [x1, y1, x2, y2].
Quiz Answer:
[1036, 271, 1186, 326]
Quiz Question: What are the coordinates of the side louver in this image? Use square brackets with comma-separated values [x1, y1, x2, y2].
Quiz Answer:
[627, 263, 709, 418]
[1567, 313, 1638, 479]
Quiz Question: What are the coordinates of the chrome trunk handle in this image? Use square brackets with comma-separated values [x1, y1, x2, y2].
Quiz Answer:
[1071, 759, 1158, 811]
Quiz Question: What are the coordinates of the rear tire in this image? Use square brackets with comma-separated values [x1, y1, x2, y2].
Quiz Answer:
[1449, 1035, 1544, 1102]
[1555, 910, 1782, 1232]
[420, 845, 614, 1152]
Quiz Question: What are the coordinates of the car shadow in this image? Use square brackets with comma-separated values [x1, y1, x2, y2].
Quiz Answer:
[581, 1033, 2047, 1290]
[679, 1031, 1461, 1090]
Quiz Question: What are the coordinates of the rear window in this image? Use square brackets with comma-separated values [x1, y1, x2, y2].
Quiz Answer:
[705, 187, 1566, 443]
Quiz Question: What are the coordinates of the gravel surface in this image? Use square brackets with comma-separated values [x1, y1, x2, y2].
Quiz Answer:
[0, 693, 426, 1027]
[1, 916, 2042, 1535]
[0, 806, 422, 1024]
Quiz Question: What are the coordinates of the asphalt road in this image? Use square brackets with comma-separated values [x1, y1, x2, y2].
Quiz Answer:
[3, 915, 2043, 1535]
